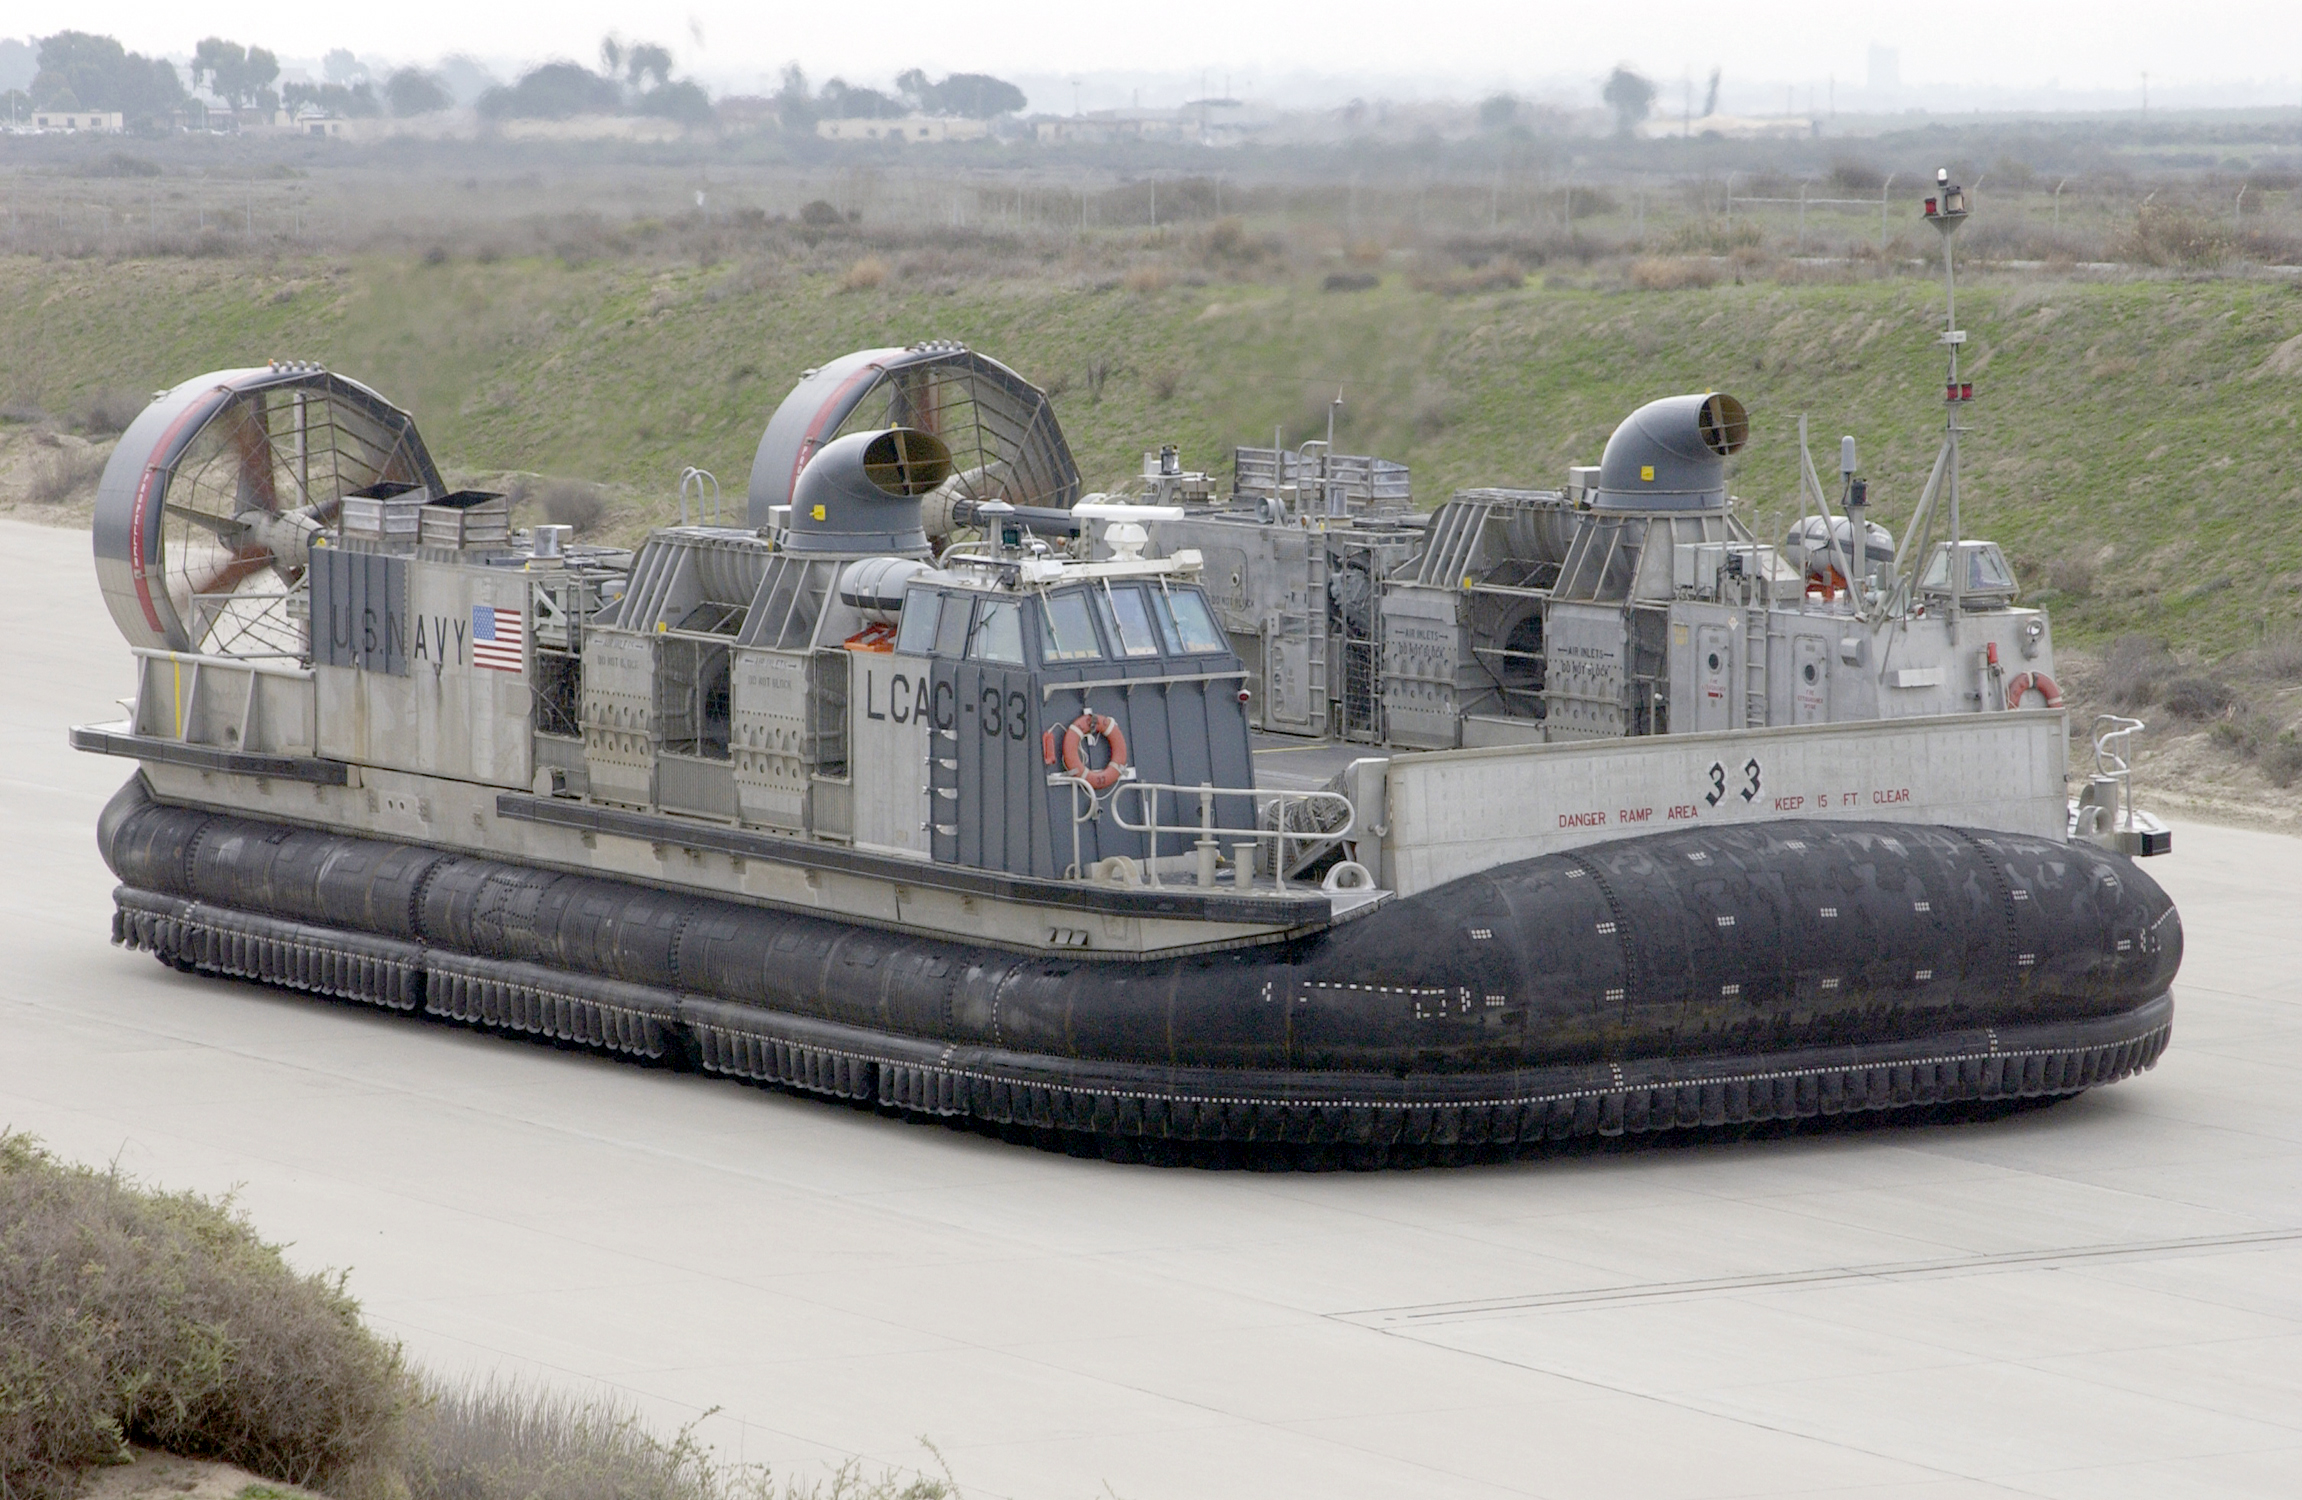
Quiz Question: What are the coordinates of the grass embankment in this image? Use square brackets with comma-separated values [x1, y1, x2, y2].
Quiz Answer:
[0, 1133, 946, 1500]
[4, 252, 2300, 652]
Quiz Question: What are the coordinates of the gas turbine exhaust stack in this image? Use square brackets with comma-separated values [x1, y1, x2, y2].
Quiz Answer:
[1592, 392, 1749, 511]
[782, 427, 953, 557]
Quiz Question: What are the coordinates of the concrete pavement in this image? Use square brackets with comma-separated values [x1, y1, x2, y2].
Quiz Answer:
[3, 518, 2296, 1498]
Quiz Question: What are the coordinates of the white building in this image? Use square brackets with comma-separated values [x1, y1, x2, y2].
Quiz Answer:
[817, 114, 988, 143]
[31, 110, 124, 133]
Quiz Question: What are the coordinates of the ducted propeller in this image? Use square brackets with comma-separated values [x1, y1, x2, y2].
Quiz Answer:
[93, 364, 441, 657]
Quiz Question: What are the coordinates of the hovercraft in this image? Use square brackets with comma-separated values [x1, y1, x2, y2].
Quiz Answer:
[75, 237, 2180, 1163]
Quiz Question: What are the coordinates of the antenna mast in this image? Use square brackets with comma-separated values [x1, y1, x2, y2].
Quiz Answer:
[1923, 167, 1972, 635]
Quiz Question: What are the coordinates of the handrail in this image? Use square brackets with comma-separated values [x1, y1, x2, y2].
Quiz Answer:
[2088, 714, 2146, 839]
[2093, 714, 2144, 778]
[1106, 780, 1355, 891]
[678, 467, 720, 526]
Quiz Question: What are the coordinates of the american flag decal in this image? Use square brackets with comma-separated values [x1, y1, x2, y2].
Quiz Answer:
[471, 603, 524, 672]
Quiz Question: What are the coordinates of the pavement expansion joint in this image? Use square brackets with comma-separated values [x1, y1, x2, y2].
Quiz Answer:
[1331, 1226, 2302, 1323]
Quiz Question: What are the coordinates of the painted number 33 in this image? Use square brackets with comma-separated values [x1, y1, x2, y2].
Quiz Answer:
[1705, 758, 1762, 807]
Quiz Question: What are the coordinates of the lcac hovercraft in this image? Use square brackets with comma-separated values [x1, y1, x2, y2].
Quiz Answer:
[76, 320, 2176, 1168]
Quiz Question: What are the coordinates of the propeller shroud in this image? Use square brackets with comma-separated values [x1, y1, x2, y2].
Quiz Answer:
[93, 365, 442, 657]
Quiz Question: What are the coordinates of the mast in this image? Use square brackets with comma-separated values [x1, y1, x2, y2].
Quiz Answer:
[1923, 168, 1972, 637]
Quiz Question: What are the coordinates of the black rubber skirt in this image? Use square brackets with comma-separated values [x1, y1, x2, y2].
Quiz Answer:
[98, 775, 2180, 1161]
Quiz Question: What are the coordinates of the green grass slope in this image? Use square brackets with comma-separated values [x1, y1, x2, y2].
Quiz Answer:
[5, 254, 2299, 651]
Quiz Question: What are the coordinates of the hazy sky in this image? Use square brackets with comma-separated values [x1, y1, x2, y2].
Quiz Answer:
[12, 1, 2302, 104]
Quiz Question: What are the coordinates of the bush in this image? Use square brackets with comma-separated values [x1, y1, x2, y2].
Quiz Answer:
[2115, 206, 2230, 269]
[405, 1381, 953, 1500]
[70, 387, 146, 435]
[0, 1132, 417, 1500]
[2159, 674, 2236, 721]
[2212, 711, 2302, 787]
[26, 443, 108, 505]
[1629, 256, 1719, 290]
[2255, 629, 2302, 680]
[530, 478, 608, 535]
[839, 255, 889, 292]
[2100, 634, 2177, 710]
[2040, 551, 2096, 599]
[1321, 270, 1379, 292]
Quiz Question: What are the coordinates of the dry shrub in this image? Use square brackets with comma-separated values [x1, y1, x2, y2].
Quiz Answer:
[0, 1132, 418, 1500]
[1629, 256, 1719, 291]
[1122, 264, 1172, 294]
[0, 397, 47, 424]
[1147, 363, 1181, 400]
[1200, 217, 1272, 267]
[530, 478, 608, 535]
[2116, 207, 2229, 269]
[1345, 239, 1385, 265]
[70, 387, 146, 436]
[407, 1379, 952, 1500]
[1321, 270, 1379, 293]
[2254, 629, 2302, 681]
[1410, 258, 1526, 296]
[839, 255, 889, 292]
[2213, 711, 2302, 787]
[1661, 219, 1762, 256]
[2159, 674, 2236, 721]
[2040, 551, 2096, 598]
[27, 443, 108, 505]
[2100, 635, 2177, 710]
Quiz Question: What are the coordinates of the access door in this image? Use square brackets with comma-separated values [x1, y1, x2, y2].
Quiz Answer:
[1792, 635, 1829, 724]
[1694, 624, 1733, 732]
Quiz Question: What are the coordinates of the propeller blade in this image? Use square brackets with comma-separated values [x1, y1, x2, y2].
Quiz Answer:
[163, 501, 252, 541]
[228, 396, 280, 514]
[185, 543, 275, 598]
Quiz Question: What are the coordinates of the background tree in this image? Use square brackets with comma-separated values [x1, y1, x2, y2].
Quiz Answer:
[638, 79, 711, 125]
[622, 43, 673, 90]
[190, 37, 280, 110]
[322, 48, 365, 85]
[1478, 93, 1518, 132]
[477, 62, 620, 120]
[931, 72, 1025, 118]
[772, 63, 815, 130]
[384, 67, 451, 116]
[817, 78, 904, 119]
[283, 80, 379, 117]
[1602, 65, 1655, 137]
[895, 69, 1025, 118]
[30, 32, 184, 123]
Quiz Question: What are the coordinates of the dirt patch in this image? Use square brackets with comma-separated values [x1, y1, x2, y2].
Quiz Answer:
[0, 425, 108, 531]
[76, 1447, 319, 1500]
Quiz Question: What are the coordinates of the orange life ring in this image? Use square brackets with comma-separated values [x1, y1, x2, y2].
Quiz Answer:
[1058, 711, 1129, 791]
[2006, 671, 2063, 710]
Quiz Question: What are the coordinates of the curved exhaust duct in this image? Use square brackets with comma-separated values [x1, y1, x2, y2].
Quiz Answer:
[783, 428, 953, 556]
[1591, 392, 1749, 511]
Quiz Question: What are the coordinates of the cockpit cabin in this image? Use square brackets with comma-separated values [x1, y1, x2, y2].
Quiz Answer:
[881, 552, 1257, 879]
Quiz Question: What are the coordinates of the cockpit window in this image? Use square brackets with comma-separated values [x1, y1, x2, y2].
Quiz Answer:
[934, 592, 971, 656]
[967, 598, 1026, 665]
[1968, 548, 2015, 591]
[895, 588, 941, 655]
[1039, 590, 1103, 661]
[1159, 588, 1228, 654]
[1096, 585, 1162, 657]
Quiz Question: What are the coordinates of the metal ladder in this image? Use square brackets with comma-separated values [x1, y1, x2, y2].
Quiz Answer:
[1742, 602, 1770, 728]
[1305, 541, 1331, 736]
